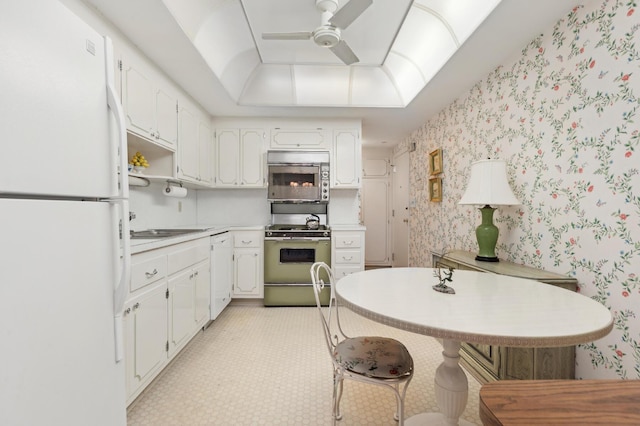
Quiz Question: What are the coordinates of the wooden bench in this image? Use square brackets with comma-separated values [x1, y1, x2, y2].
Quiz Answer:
[479, 379, 640, 425]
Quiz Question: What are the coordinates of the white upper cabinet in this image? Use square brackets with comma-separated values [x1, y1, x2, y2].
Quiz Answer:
[215, 128, 266, 188]
[270, 128, 329, 149]
[177, 97, 213, 185]
[120, 54, 178, 150]
[332, 129, 362, 188]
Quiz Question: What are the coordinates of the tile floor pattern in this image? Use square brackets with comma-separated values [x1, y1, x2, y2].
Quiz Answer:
[127, 305, 481, 425]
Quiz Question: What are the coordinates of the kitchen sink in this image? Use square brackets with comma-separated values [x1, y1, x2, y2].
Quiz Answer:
[130, 229, 205, 239]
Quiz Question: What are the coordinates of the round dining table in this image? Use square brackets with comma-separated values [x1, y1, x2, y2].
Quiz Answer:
[335, 268, 613, 426]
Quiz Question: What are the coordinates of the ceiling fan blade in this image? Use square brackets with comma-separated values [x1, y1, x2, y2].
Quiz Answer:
[329, 40, 359, 65]
[262, 31, 312, 41]
[329, 0, 372, 29]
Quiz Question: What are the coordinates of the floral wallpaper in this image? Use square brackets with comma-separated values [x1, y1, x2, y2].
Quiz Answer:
[404, 0, 639, 379]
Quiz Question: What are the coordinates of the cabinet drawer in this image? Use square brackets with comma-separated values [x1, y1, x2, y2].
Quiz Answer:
[334, 265, 362, 279]
[234, 231, 262, 248]
[131, 252, 167, 292]
[334, 234, 362, 249]
[168, 240, 209, 275]
[334, 249, 361, 264]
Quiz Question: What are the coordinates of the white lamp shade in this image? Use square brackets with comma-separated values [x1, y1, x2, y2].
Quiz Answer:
[459, 159, 520, 206]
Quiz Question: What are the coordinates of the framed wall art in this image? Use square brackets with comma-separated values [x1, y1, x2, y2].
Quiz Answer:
[429, 177, 442, 202]
[429, 148, 443, 175]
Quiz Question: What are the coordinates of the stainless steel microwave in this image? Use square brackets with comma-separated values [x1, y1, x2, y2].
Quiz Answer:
[267, 150, 330, 203]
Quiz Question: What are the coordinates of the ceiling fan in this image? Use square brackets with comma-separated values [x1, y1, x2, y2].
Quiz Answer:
[261, 0, 373, 65]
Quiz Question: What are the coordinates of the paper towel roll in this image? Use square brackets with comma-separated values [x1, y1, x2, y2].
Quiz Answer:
[164, 186, 187, 198]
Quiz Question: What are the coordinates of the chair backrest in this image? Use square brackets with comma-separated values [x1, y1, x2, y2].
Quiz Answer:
[310, 262, 347, 355]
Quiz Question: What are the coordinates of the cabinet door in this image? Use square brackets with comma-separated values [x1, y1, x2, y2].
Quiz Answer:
[155, 87, 177, 147]
[168, 269, 195, 355]
[270, 128, 328, 148]
[332, 129, 361, 188]
[178, 106, 199, 182]
[122, 61, 155, 139]
[239, 129, 264, 187]
[216, 129, 240, 186]
[234, 249, 261, 296]
[211, 235, 233, 320]
[198, 120, 213, 184]
[194, 260, 211, 326]
[124, 283, 168, 400]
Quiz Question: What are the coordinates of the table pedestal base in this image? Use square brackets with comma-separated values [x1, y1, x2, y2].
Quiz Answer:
[405, 413, 474, 426]
[406, 340, 471, 426]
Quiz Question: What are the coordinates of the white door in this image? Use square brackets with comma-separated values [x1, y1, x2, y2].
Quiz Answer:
[0, 1, 117, 198]
[363, 179, 390, 265]
[0, 198, 126, 425]
[392, 151, 410, 267]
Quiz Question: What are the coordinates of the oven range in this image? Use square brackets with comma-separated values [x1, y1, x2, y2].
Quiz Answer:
[263, 224, 331, 306]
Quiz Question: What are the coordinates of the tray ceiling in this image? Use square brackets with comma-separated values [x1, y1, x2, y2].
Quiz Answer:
[79, 0, 582, 145]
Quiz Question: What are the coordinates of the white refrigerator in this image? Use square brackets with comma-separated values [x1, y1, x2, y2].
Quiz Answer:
[0, 1, 129, 424]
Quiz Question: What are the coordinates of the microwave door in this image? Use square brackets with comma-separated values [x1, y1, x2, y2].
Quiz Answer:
[268, 165, 321, 202]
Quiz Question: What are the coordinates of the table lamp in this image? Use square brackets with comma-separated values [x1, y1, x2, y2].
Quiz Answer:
[459, 159, 520, 262]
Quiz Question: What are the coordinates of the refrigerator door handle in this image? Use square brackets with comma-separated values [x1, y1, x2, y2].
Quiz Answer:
[105, 36, 130, 362]
[111, 198, 130, 363]
[104, 37, 129, 201]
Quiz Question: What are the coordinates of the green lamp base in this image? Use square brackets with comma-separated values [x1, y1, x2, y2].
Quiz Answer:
[475, 255, 499, 262]
[475, 205, 500, 262]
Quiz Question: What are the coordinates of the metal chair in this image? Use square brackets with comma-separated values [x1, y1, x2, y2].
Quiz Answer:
[310, 262, 414, 424]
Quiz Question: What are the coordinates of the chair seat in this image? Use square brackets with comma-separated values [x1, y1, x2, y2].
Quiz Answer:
[334, 336, 413, 379]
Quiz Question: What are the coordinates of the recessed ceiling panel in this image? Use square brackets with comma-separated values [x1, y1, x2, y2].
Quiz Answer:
[294, 65, 351, 105]
[350, 67, 403, 107]
[158, 0, 504, 108]
[392, 9, 458, 82]
[383, 53, 425, 105]
[241, 64, 295, 105]
[414, 0, 502, 43]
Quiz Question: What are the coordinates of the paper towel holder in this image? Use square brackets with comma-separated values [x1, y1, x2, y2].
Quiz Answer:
[165, 180, 183, 193]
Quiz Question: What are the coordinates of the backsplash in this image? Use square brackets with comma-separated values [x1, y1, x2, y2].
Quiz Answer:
[129, 183, 198, 230]
[405, 1, 639, 379]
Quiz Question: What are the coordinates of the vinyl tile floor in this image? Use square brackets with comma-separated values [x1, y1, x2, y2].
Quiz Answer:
[127, 304, 481, 425]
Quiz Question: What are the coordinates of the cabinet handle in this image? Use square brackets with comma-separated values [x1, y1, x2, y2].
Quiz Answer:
[241, 240, 252, 244]
[342, 256, 353, 261]
[124, 307, 131, 316]
[190, 273, 194, 279]
[194, 271, 199, 277]
[145, 269, 158, 278]
[343, 240, 354, 246]
[133, 302, 140, 310]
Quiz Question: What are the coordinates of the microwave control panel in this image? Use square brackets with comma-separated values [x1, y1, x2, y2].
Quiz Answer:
[321, 165, 330, 202]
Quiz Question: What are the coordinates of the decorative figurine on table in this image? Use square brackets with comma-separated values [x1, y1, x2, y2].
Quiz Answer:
[433, 267, 455, 294]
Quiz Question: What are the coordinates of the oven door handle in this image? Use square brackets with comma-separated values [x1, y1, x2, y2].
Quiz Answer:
[265, 237, 331, 242]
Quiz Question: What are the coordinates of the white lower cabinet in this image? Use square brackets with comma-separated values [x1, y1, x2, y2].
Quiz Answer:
[168, 268, 196, 356]
[232, 230, 263, 298]
[125, 237, 210, 404]
[332, 229, 365, 279]
[124, 282, 168, 402]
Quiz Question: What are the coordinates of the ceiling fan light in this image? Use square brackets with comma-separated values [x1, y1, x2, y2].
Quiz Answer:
[313, 27, 340, 48]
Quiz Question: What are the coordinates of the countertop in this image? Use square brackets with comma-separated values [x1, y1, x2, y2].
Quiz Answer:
[128, 223, 365, 254]
[129, 225, 265, 254]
